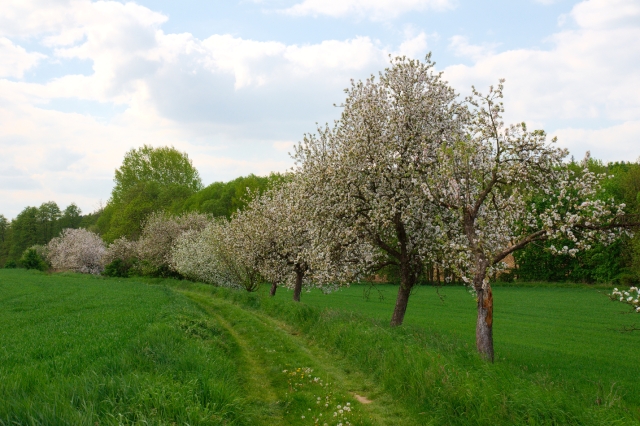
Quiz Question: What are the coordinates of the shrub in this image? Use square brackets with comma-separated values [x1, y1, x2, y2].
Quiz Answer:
[47, 228, 106, 274]
[104, 237, 138, 277]
[137, 212, 209, 277]
[19, 248, 47, 271]
[103, 259, 131, 278]
[4, 260, 17, 269]
[171, 220, 261, 291]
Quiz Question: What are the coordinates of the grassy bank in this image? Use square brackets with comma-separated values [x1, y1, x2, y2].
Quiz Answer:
[271, 282, 640, 402]
[172, 281, 640, 425]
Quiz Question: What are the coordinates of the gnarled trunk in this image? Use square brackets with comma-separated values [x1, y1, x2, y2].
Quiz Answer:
[269, 281, 277, 297]
[475, 282, 494, 362]
[293, 268, 303, 302]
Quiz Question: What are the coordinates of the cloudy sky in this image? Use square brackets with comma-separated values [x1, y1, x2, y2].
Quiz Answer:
[1, 0, 639, 218]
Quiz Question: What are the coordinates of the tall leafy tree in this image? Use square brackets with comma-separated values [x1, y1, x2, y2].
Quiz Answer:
[57, 203, 83, 233]
[112, 145, 202, 204]
[36, 201, 61, 242]
[100, 146, 203, 241]
[0, 214, 8, 243]
[8, 207, 39, 260]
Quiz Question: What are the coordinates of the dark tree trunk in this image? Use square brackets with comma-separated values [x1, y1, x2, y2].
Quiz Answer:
[269, 281, 277, 297]
[390, 260, 417, 327]
[475, 280, 494, 362]
[390, 284, 412, 326]
[293, 268, 303, 302]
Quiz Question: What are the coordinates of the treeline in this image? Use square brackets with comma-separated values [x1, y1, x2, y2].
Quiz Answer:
[2, 148, 640, 286]
[0, 145, 284, 267]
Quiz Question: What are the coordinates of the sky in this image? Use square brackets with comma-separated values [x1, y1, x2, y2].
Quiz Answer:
[0, 0, 639, 218]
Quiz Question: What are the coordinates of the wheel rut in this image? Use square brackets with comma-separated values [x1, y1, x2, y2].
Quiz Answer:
[178, 289, 421, 426]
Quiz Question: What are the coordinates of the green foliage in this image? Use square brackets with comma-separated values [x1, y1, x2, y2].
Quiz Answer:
[179, 173, 288, 218]
[0, 202, 89, 266]
[0, 214, 8, 243]
[112, 145, 202, 204]
[99, 146, 205, 242]
[8, 206, 39, 260]
[103, 258, 132, 278]
[57, 203, 83, 232]
[19, 248, 47, 271]
[515, 160, 640, 283]
[4, 260, 16, 269]
[36, 201, 61, 242]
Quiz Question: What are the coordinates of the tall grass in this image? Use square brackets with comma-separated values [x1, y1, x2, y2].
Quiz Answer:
[0, 270, 249, 425]
[175, 282, 639, 425]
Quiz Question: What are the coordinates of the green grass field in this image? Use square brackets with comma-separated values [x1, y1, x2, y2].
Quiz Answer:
[1, 269, 639, 425]
[271, 282, 640, 401]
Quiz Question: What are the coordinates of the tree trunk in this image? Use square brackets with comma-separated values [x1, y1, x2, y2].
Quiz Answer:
[293, 269, 303, 302]
[390, 284, 412, 326]
[269, 281, 277, 297]
[475, 283, 494, 362]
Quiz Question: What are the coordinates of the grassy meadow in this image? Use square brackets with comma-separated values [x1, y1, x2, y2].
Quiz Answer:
[1, 269, 639, 425]
[272, 282, 640, 401]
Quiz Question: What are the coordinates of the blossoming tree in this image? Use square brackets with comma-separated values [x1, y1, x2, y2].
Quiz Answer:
[611, 287, 640, 313]
[294, 56, 463, 325]
[230, 180, 313, 300]
[171, 219, 262, 291]
[47, 228, 106, 274]
[136, 211, 209, 276]
[424, 82, 627, 361]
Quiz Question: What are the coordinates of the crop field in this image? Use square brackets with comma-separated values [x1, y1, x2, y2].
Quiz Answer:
[1, 269, 639, 425]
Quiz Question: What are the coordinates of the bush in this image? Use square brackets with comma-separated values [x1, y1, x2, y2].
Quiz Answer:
[171, 220, 261, 291]
[103, 259, 131, 278]
[47, 228, 106, 275]
[4, 260, 17, 269]
[19, 248, 47, 271]
[104, 237, 138, 277]
[137, 212, 209, 277]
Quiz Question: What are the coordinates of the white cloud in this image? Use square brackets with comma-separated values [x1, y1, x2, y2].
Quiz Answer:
[554, 121, 640, 163]
[0, 0, 424, 217]
[448, 35, 499, 62]
[0, 38, 46, 78]
[273, 141, 296, 152]
[443, 0, 640, 162]
[397, 32, 430, 58]
[281, 0, 455, 20]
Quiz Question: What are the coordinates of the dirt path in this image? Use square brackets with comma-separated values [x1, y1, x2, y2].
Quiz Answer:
[179, 289, 420, 426]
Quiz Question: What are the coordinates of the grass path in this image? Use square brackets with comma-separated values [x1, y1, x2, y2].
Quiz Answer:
[180, 289, 420, 426]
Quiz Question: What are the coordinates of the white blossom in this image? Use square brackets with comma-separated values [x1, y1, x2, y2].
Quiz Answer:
[47, 228, 106, 274]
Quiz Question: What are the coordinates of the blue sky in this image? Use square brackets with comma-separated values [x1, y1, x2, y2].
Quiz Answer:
[0, 0, 639, 218]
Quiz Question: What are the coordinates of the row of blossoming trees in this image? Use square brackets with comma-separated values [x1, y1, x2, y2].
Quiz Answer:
[46, 56, 633, 362]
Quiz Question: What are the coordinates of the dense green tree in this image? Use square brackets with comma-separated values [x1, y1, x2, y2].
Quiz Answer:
[112, 145, 202, 204]
[8, 207, 39, 260]
[0, 215, 7, 243]
[179, 173, 287, 217]
[36, 201, 61, 242]
[0, 215, 9, 267]
[19, 247, 47, 271]
[98, 146, 203, 242]
[99, 182, 195, 242]
[57, 203, 83, 232]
